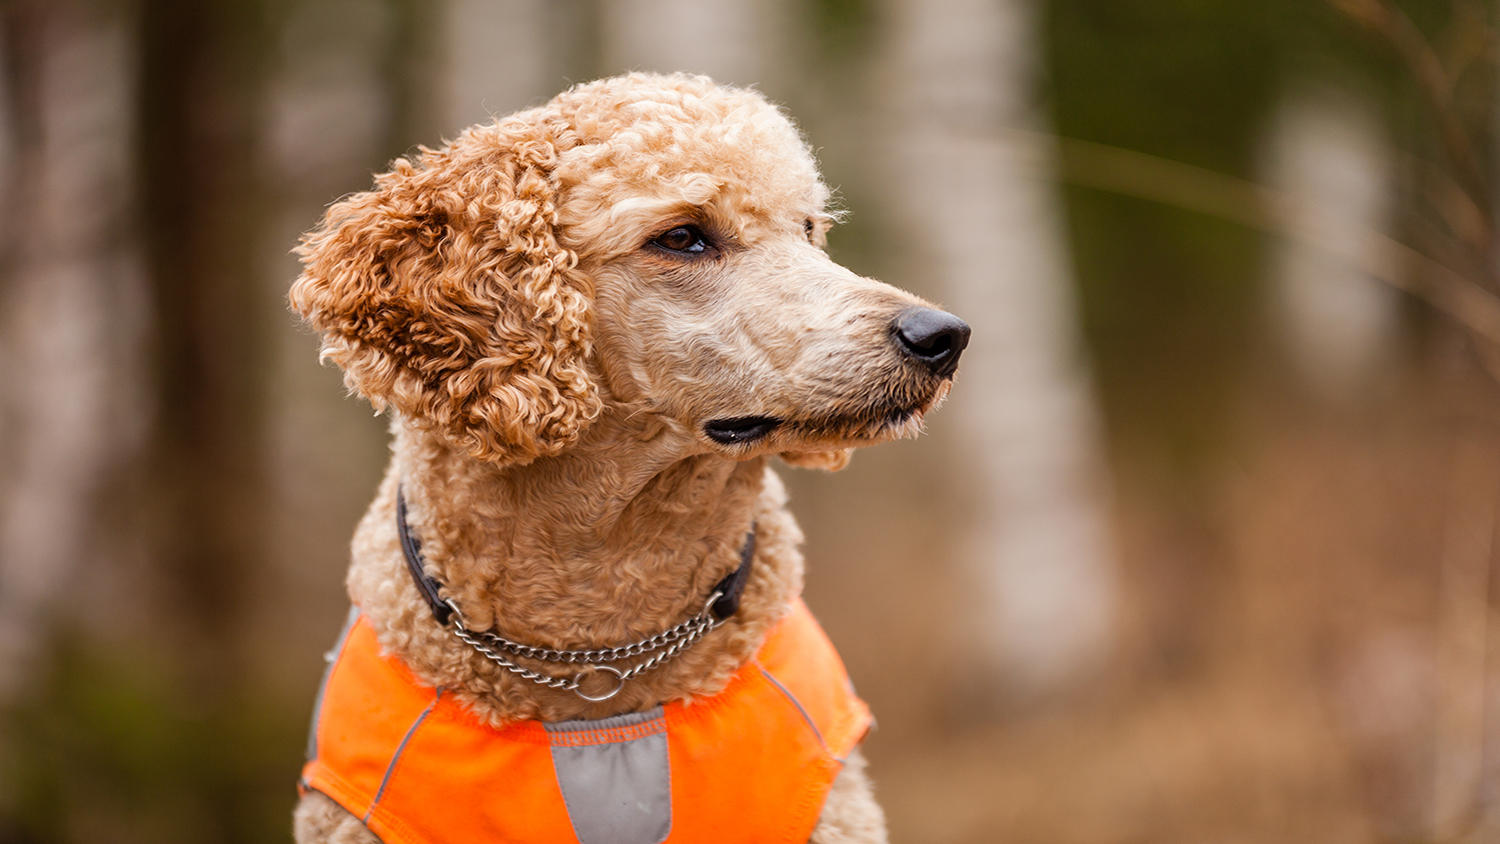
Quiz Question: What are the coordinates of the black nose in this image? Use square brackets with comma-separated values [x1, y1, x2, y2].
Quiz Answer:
[893, 307, 970, 377]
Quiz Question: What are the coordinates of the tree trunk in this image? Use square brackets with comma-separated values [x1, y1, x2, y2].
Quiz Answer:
[0, 0, 143, 697]
[881, 0, 1117, 699]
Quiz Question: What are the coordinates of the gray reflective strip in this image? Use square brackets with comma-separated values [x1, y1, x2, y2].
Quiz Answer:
[305, 605, 361, 761]
[545, 708, 671, 844]
[365, 689, 444, 823]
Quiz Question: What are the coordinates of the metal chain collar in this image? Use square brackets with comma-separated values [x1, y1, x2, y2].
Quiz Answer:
[396, 487, 754, 703]
[444, 590, 727, 702]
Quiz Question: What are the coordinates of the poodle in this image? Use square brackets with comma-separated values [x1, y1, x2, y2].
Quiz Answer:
[289, 73, 968, 844]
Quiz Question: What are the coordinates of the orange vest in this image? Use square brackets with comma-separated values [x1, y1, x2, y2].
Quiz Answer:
[300, 598, 872, 844]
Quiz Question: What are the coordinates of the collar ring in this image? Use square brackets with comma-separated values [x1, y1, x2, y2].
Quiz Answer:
[573, 665, 626, 702]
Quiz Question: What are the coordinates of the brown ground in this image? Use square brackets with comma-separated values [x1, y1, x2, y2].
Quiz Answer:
[792, 356, 1500, 844]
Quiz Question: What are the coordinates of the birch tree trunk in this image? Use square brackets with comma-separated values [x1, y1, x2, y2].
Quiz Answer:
[441, 0, 551, 134]
[599, 0, 784, 88]
[258, 0, 417, 689]
[0, 3, 144, 698]
[1264, 84, 1397, 401]
[882, 0, 1116, 697]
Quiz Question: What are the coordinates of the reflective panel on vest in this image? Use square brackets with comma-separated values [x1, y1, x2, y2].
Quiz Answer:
[545, 708, 671, 844]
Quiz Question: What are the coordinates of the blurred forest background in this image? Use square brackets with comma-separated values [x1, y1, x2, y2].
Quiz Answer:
[2, 0, 1500, 841]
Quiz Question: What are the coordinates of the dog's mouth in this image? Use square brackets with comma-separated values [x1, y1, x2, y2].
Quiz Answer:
[705, 380, 953, 451]
[704, 416, 783, 445]
[793, 377, 955, 442]
[793, 404, 921, 441]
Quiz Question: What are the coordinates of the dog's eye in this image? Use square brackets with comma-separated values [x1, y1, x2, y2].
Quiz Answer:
[804, 218, 815, 243]
[651, 226, 709, 254]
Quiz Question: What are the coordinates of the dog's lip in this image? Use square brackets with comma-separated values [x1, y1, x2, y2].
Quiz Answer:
[704, 416, 782, 445]
[705, 378, 950, 449]
[832, 404, 921, 435]
[785, 391, 943, 441]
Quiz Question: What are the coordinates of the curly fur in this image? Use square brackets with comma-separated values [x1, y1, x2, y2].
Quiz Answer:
[291, 117, 599, 463]
[291, 72, 964, 844]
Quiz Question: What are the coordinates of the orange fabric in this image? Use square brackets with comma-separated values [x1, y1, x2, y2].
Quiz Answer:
[300, 599, 872, 844]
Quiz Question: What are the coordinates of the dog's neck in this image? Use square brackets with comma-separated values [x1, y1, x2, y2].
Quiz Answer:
[345, 412, 801, 722]
[386, 414, 765, 645]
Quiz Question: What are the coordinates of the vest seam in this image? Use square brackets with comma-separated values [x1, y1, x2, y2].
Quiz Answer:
[364, 687, 444, 824]
[306, 605, 361, 762]
[366, 799, 426, 844]
[785, 760, 838, 843]
[755, 660, 826, 751]
[544, 708, 667, 747]
[830, 699, 873, 764]
[755, 658, 849, 842]
[300, 768, 400, 844]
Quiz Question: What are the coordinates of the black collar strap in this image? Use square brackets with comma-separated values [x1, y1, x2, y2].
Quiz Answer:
[396, 488, 755, 629]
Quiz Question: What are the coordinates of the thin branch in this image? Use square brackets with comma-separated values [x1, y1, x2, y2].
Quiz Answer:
[1406, 150, 1491, 257]
[987, 128, 1500, 347]
[1436, 0, 1490, 81]
[1327, 0, 1494, 226]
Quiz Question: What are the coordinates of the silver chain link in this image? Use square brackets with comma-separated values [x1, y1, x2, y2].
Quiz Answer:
[445, 591, 726, 702]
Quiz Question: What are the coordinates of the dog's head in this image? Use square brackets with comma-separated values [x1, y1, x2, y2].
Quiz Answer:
[292, 73, 966, 467]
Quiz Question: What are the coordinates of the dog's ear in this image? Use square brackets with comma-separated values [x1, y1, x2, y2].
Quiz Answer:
[290, 120, 600, 464]
[779, 449, 853, 472]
